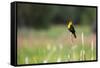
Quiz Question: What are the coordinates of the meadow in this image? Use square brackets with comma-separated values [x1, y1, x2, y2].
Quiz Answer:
[17, 25, 96, 65]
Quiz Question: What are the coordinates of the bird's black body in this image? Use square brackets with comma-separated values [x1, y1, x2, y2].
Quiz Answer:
[68, 25, 76, 38]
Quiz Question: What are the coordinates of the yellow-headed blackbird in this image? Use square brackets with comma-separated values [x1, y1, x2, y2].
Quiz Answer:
[66, 19, 77, 38]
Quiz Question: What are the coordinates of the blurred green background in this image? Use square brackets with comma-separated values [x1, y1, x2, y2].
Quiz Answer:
[17, 3, 97, 65]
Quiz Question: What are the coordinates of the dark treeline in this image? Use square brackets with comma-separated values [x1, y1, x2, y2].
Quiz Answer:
[17, 3, 96, 29]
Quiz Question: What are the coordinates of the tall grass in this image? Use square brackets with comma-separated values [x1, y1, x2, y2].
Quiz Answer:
[17, 25, 96, 65]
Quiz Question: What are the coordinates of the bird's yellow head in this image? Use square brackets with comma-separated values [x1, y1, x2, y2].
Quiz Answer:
[67, 21, 72, 29]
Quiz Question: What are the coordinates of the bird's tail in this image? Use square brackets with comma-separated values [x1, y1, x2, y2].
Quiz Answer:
[73, 33, 77, 38]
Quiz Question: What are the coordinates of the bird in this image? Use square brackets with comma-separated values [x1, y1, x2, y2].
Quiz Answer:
[66, 18, 77, 38]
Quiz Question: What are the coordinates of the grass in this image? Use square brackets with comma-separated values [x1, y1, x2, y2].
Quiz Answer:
[17, 25, 96, 65]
